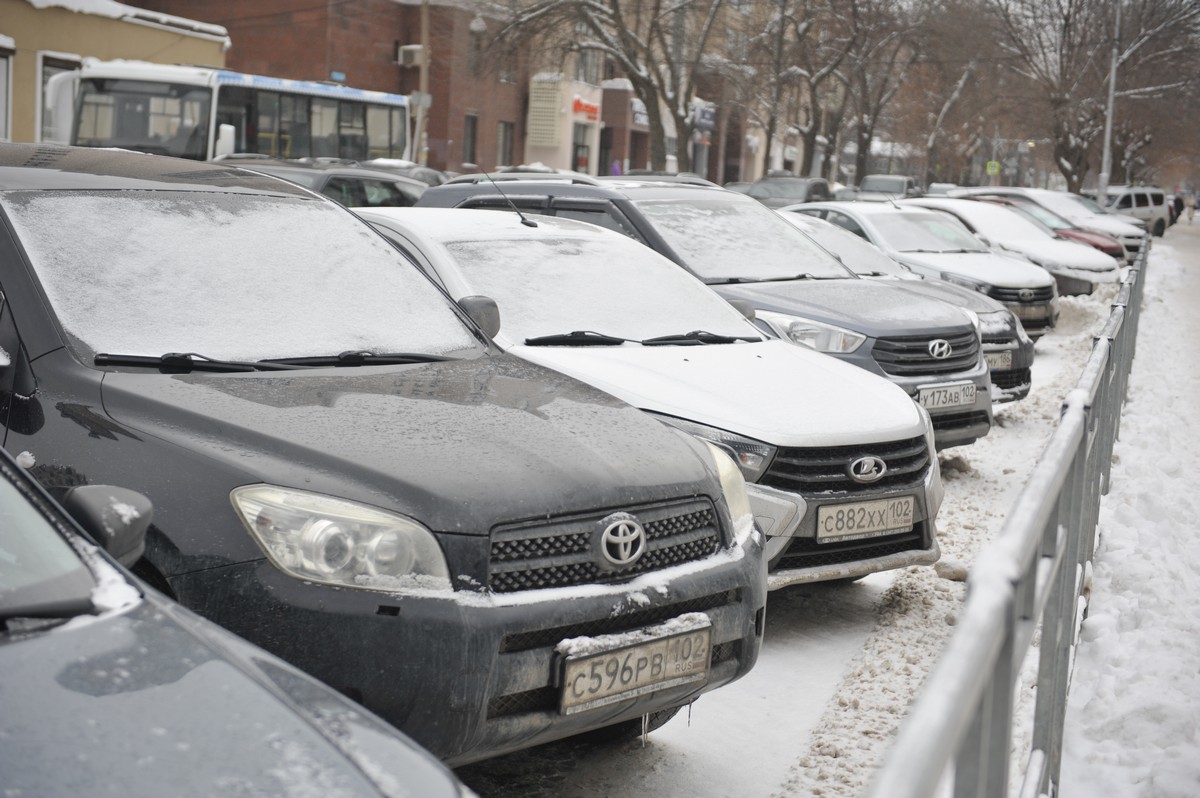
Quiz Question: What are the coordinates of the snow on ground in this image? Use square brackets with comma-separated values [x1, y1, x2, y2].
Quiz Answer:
[456, 227, 1199, 797]
[1060, 230, 1200, 798]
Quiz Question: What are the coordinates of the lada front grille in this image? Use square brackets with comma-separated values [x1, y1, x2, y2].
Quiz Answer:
[987, 285, 1056, 303]
[759, 435, 930, 495]
[488, 498, 721, 593]
[872, 331, 979, 376]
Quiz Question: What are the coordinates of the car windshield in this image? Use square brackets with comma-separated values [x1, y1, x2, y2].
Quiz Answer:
[1, 191, 480, 362]
[1002, 201, 1069, 231]
[0, 475, 97, 620]
[440, 230, 758, 343]
[799, 222, 909, 276]
[871, 211, 990, 253]
[950, 203, 1054, 240]
[1074, 195, 1108, 213]
[631, 196, 853, 281]
[1035, 191, 1096, 218]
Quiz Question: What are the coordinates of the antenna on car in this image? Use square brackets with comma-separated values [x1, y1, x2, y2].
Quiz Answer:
[480, 171, 538, 227]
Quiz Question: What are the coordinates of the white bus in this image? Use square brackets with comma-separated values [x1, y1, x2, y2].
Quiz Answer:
[47, 59, 410, 162]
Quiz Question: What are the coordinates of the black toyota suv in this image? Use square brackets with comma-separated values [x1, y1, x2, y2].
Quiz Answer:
[418, 177, 995, 449]
[0, 144, 766, 766]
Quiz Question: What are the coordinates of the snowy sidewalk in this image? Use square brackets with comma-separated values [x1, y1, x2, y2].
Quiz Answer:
[1060, 224, 1200, 798]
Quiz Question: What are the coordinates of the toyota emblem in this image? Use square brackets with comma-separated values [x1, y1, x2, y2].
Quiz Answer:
[1018, 288, 1035, 301]
[598, 513, 647, 568]
[848, 455, 888, 484]
[928, 339, 953, 359]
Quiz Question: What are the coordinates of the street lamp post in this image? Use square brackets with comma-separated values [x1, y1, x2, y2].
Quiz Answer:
[1098, 1, 1121, 205]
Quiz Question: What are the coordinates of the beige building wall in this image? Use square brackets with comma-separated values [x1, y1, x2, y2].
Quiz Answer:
[0, 0, 227, 143]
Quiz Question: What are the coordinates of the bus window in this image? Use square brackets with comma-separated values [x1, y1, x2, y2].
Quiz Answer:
[312, 98, 338, 157]
[257, 90, 280, 156]
[77, 79, 211, 159]
[339, 102, 368, 160]
[281, 94, 310, 158]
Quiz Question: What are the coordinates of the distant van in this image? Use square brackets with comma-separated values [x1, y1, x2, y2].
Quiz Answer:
[1096, 185, 1171, 237]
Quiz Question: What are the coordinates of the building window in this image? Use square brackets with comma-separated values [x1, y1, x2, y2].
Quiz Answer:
[572, 122, 590, 173]
[463, 113, 478, 166]
[573, 24, 602, 84]
[497, 120, 514, 167]
[0, 47, 11, 142]
[39, 53, 81, 142]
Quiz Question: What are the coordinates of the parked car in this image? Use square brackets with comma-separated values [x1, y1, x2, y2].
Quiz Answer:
[0, 447, 468, 797]
[744, 175, 833, 207]
[856, 174, 924, 200]
[416, 178, 996, 450]
[775, 211, 1035, 404]
[899, 196, 1121, 295]
[972, 195, 1127, 261]
[233, 157, 429, 207]
[793, 201, 1060, 338]
[358, 207, 946, 589]
[1083, 184, 1172, 237]
[359, 157, 450, 187]
[948, 186, 1147, 263]
[0, 143, 767, 766]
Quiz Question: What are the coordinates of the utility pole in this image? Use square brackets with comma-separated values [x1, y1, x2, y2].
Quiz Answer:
[415, 0, 430, 165]
[1098, 1, 1121, 205]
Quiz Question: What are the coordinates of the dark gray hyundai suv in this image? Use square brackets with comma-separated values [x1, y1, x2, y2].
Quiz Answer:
[418, 177, 994, 449]
[0, 144, 766, 766]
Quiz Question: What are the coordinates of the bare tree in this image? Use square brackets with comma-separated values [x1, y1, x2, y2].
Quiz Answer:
[499, 0, 726, 172]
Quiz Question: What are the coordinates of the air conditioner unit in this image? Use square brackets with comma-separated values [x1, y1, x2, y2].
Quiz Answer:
[396, 44, 424, 68]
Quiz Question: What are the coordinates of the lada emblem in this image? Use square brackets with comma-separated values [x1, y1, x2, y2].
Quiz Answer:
[848, 455, 888, 484]
[1018, 288, 1035, 301]
[598, 513, 647, 568]
[928, 339, 953, 359]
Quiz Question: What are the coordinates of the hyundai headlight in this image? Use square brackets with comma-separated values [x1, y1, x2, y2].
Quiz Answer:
[940, 273, 992, 294]
[702, 441, 754, 544]
[650, 414, 776, 482]
[231, 485, 451, 590]
[756, 310, 867, 354]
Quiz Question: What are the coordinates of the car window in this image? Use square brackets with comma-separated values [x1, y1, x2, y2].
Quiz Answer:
[439, 231, 757, 343]
[1114, 194, 1132, 209]
[810, 183, 831, 201]
[825, 211, 867, 238]
[1135, 192, 1150, 208]
[798, 221, 908, 276]
[551, 205, 645, 242]
[631, 195, 854, 281]
[871, 211, 990, 253]
[1, 190, 481, 361]
[1150, 191, 1164, 206]
[0, 474, 97, 617]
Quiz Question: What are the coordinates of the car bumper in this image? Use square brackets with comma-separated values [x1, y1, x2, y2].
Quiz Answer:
[983, 333, 1035, 404]
[757, 464, 942, 589]
[169, 539, 767, 767]
[889, 360, 993, 449]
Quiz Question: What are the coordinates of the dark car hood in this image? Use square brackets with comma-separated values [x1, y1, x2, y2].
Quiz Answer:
[0, 593, 460, 797]
[99, 355, 714, 534]
[714, 278, 974, 337]
[881, 277, 1007, 313]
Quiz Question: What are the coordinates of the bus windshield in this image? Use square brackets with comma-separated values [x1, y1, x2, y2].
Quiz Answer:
[76, 78, 213, 160]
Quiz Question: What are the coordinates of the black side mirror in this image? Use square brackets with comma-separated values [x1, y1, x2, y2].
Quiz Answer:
[727, 299, 756, 322]
[457, 295, 501, 338]
[62, 486, 153, 567]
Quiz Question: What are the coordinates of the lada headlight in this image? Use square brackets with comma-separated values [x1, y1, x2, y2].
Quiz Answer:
[755, 310, 866, 354]
[650, 414, 776, 482]
[231, 485, 450, 590]
[702, 441, 754, 545]
[940, 273, 993, 294]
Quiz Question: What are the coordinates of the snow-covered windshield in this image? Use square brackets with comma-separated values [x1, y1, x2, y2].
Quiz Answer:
[441, 232, 758, 343]
[2, 191, 479, 361]
[798, 221, 910, 276]
[871, 211, 990, 253]
[1002, 201, 1068, 231]
[945, 202, 1054, 241]
[1035, 191, 1094, 218]
[631, 196, 852, 281]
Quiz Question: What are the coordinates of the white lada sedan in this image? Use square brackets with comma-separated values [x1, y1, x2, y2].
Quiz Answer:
[357, 207, 946, 589]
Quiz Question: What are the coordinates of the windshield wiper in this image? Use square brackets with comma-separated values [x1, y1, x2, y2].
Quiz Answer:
[640, 330, 762, 346]
[524, 331, 629, 347]
[261, 350, 454, 367]
[95, 352, 305, 373]
[1, 595, 94, 627]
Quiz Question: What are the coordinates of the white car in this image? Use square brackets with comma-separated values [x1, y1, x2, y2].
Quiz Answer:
[791, 201, 1060, 338]
[358, 207, 945, 589]
[948, 186, 1147, 263]
[900, 196, 1121, 295]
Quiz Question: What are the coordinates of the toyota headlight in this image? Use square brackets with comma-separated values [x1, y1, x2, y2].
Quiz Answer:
[756, 310, 867, 354]
[650, 414, 776, 481]
[231, 485, 451, 591]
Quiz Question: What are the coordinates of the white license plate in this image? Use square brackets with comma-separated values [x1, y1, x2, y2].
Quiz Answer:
[560, 626, 711, 714]
[817, 496, 915, 542]
[985, 351, 1013, 369]
[918, 381, 976, 409]
[1012, 304, 1048, 320]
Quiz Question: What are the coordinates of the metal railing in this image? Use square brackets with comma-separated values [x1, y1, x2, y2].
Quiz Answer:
[866, 240, 1148, 798]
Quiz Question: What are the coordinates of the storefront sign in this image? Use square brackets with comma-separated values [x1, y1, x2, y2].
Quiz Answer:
[573, 96, 600, 121]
